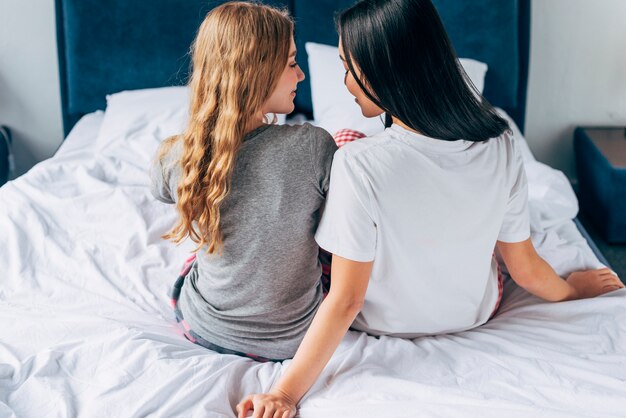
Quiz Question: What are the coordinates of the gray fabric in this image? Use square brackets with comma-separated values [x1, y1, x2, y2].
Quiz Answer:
[151, 123, 337, 359]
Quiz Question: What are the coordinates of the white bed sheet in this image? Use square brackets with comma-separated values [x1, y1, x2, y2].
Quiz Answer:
[0, 110, 625, 418]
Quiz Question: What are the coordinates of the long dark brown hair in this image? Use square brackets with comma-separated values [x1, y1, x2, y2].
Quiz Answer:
[338, 0, 510, 141]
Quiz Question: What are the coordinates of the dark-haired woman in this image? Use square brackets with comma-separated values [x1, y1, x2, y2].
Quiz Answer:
[237, 0, 623, 416]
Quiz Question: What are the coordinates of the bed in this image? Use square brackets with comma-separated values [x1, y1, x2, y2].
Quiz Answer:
[1, 0, 625, 417]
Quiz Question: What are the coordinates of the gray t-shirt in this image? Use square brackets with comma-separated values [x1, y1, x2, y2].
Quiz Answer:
[151, 123, 337, 359]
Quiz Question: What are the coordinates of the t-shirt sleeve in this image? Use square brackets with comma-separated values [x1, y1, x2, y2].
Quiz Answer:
[498, 138, 531, 242]
[315, 148, 376, 262]
[149, 153, 175, 204]
[308, 125, 338, 194]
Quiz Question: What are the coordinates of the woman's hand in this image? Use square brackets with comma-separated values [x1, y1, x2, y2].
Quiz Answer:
[566, 268, 624, 299]
[236, 255, 372, 418]
[236, 389, 296, 418]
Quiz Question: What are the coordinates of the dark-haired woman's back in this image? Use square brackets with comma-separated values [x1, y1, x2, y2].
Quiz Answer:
[315, 125, 526, 335]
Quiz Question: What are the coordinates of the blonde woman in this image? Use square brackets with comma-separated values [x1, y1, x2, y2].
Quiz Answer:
[150, 2, 336, 362]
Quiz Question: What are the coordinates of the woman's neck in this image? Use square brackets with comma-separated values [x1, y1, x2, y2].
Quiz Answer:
[246, 112, 267, 134]
[391, 116, 420, 135]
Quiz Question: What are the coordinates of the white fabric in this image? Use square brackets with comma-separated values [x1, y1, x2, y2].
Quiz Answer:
[94, 87, 286, 153]
[1, 98, 625, 417]
[305, 42, 386, 136]
[459, 58, 488, 94]
[315, 125, 530, 336]
[495, 107, 535, 163]
[305, 41, 488, 136]
[94, 86, 190, 152]
[54, 110, 104, 157]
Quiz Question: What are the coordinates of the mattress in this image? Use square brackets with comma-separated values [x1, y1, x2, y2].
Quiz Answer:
[0, 99, 625, 418]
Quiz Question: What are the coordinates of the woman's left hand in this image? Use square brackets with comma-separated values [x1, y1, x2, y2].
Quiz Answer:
[236, 389, 296, 418]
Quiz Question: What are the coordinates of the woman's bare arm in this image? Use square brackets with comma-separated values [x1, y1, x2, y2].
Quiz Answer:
[497, 238, 623, 301]
[237, 255, 372, 418]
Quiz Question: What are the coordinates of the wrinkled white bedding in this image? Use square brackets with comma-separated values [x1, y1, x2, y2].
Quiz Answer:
[0, 107, 625, 418]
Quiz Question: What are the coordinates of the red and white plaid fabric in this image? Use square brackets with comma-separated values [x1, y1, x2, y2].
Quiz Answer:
[333, 128, 366, 148]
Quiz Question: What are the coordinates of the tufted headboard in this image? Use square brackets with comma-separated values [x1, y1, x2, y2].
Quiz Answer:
[55, 0, 530, 136]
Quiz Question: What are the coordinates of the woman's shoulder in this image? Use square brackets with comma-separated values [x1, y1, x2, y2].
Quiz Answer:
[265, 123, 337, 160]
[155, 135, 184, 168]
[487, 129, 519, 159]
[268, 122, 333, 142]
[337, 128, 392, 157]
[150, 135, 183, 203]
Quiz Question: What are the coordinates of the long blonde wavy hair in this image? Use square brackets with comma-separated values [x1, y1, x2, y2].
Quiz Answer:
[159, 2, 293, 253]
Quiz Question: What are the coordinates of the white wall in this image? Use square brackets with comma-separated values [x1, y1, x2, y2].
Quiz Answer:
[0, 0, 63, 178]
[0, 0, 625, 180]
[525, 0, 626, 180]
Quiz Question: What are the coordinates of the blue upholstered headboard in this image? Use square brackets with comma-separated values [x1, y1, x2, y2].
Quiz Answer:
[55, 0, 530, 136]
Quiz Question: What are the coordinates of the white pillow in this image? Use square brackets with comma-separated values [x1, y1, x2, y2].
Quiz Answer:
[305, 42, 384, 136]
[95, 86, 286, 152]
[460, 58, 488, 95]
[305, 42, 488, 136]
[95, 86, 190, 153]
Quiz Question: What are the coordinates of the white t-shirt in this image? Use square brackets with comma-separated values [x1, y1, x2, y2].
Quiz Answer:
[315, 124, 530, 337]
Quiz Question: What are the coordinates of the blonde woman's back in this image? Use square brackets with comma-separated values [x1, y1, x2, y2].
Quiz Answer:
[151, 122, 336, 359]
